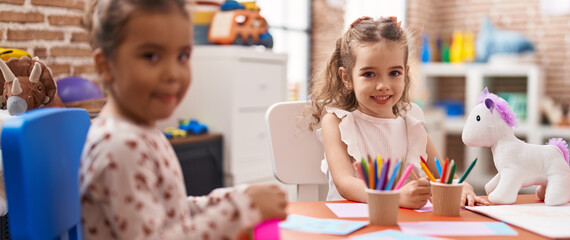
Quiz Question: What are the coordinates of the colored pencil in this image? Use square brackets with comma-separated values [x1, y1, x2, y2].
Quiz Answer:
[355, 162, 366, 183]
[394, 163, 414, 190]
[396, 158, 404, 184]
[420, 160, 436, 182]
[368, 156, 374, 189]
[447, 160, 456, 184]
[385, 160, 401, 190]
[435, 157, 442, 178]
[420, 156, 427, 166]
[440, 158, 449, 183]
[458, 158, 478, 183]
[360, 157, 369, 188]
[410, 168, 419, 180]
[370, 157, 378, 189]
[376, 154, 382, 178]
[377, 161, 389, 190]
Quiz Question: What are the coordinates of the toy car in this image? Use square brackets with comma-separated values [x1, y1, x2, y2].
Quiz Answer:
[208, 1, 273, 48]
[163, 127, 187, 139]
[179, 119, 208, 135]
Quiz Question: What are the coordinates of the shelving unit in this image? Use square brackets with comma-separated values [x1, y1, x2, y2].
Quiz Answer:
[420, 63, 543, 192]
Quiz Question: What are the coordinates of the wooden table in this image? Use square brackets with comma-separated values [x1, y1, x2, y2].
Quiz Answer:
[282, 194, 551, 239]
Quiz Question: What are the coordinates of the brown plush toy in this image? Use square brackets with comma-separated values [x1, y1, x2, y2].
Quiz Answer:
[0, 57, 64, 115]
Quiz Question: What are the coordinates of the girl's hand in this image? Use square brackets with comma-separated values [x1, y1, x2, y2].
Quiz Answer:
[398, 177, 431, 209]
[461, 182, 491, 207]
[245, 183, 288, 221]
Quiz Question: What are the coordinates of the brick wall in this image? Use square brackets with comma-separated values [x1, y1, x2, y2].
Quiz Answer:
[310, 0, 344, 81]
[0, 0, 97, 82]
[407, 0, 570, 104]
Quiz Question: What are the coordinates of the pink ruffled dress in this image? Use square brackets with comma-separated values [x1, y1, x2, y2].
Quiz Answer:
[317, 103, 428, 200]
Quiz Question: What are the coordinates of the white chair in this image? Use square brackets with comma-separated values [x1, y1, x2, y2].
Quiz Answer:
[265, 101, 327, 201]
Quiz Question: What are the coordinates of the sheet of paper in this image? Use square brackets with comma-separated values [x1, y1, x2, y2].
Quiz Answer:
[398, 221, 517, 236]
[325, 202, 433, 218]
[414, 201, 433, 212]
[279, 214, 368, 235]
[466, 203, 570, 239]
[350, 230, 447, 240]
[325, 203, 368, 218]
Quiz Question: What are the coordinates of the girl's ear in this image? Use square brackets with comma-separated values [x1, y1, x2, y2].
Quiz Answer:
[405, 65, 410, 76]
[93, 48, 113, 84]
[338, 67, 352, 90]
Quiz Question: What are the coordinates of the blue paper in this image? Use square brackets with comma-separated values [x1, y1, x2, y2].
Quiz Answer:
[351, 230, 445, 240]
[279, 214, 367, 235]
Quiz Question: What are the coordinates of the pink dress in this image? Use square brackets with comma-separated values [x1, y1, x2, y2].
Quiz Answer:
[318, 103, 428, 200]
[80, 116, 260, 239]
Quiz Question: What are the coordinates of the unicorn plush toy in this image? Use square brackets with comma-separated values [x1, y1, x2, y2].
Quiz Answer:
[462, 87, 570, 206]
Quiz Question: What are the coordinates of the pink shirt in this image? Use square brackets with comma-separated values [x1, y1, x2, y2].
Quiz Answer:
[79, 116, 260, 239]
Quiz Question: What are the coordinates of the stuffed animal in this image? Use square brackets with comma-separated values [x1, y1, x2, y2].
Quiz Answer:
[0, 56, 65, 115]
[462, 87, 570, 206]
[0, 56, 65, 216]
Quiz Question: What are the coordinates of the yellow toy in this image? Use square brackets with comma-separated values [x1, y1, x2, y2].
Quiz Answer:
[0, 48, 32, 61]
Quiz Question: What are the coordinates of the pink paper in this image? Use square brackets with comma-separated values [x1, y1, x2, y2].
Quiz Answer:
[254, 219, 281, 240]
[325, 203, 368, 218]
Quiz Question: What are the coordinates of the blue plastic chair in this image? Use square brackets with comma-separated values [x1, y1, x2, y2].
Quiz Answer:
[1, 108, 90, 240]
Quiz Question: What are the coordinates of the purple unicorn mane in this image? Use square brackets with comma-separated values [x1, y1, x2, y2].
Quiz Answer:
[548, 138, 570, 164]
[477, 88, 517, 127]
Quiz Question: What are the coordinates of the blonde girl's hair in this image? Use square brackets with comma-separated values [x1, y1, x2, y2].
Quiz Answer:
[81, 0, 190, 58]
[308, 17, 412, 131]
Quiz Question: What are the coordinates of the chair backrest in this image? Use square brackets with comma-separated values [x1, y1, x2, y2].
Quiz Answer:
[1, 108, 91, 240]
[266, 101, 327, 201]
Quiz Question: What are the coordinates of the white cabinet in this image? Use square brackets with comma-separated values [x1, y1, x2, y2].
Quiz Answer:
[420, 63, 543, 191]
[158, 46, 287, 186]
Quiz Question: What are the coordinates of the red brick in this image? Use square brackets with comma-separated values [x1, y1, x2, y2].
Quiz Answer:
[48, 64, 71, 75]
[71, 32, 89, 43]
[31, 0, 85, 10]
[8, 30, 64, 41]
[0, 11, 44, 23]
[50, 47, 92, 57]
[48, 15, 81, 26]
[33, 47, 48, 59]
[74, 64, 95, 75]
[0, 0, 25, 5]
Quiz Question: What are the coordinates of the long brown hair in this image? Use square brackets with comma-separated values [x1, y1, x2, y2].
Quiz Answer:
[309, 17, 411, 130]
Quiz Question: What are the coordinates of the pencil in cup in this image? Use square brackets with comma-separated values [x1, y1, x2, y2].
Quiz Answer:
[458, 158, 477, 183]
[356, 156, 414, 191]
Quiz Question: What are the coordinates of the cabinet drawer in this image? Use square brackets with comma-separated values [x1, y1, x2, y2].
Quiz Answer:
[232, 111, 270, 159]
[232, 153, 274, 184]
[234, 59, 286, 109]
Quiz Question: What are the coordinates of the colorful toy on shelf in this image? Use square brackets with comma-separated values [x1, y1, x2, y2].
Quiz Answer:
[440, 38, 450, 63]
[163, 119, 209, 139]
[420, 33, 430, 63]
[449, 30, 464, 63]
[476, 17, 535, 62]
[0, 56, 65, 115]
[208, 0, 273, 48]
[163, 127, 187, 139]
[57, 76, 104, 103]
[462, 87, 570, 206]
[179, 119, 208, 135]
[0, 48, 32, 61]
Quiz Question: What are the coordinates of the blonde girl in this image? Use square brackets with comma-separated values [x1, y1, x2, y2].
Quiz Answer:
[310, 16, 489, 208]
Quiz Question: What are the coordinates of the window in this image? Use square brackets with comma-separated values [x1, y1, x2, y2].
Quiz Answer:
[254, 0, 311, 100]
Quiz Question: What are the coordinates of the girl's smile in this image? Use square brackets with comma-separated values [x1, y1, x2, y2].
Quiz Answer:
[372, 95, 392, 105]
